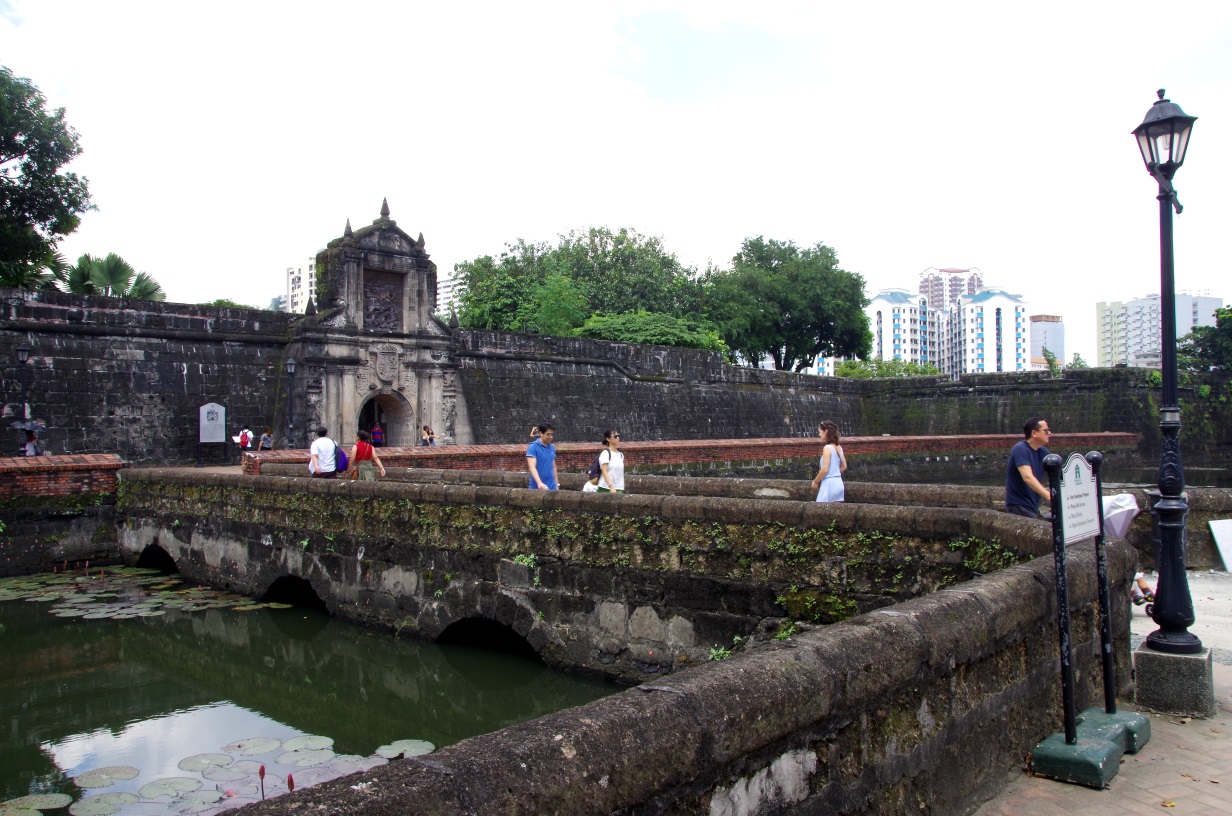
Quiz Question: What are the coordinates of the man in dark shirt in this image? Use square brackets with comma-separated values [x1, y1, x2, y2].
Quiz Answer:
[1005, 417, 1052, 518]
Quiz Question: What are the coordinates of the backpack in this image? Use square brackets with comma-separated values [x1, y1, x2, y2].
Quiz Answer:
[586, 451, 604, 485]
[334, 441, 349, 472]
[239, 431, 249, 448]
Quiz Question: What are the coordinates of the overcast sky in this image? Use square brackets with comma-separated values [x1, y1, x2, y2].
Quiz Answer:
[3, 1, 1230, 363]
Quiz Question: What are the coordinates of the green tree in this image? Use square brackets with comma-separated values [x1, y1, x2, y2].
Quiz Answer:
[511, 273, 588, 336]
[1069, 353, 1088, 369]
[1, 66, 93, 272]
[833, 358, 941, 378]
[202, 298, 257, 309]
[1041, 346, 1060, 377]
[55, 252, 166, 300]
[704, 237, 871, 371]
[1179, 306, 1232, 372]
[454, 227, 702, 333]
[576, 310, 727, 352]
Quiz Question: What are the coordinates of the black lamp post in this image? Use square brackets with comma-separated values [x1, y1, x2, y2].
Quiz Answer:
[284, 357, 297, 449]
[1133, 89, 1202, 655]
[15, 344, 31, 454]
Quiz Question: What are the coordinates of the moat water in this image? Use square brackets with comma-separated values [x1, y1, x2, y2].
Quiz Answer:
[0, 568, 615, 814]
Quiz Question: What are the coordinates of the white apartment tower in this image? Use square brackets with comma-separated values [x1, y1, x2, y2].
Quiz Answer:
[938, 287, 1029, 376]
[286, 260, 317, 314]
[1096, 294, 1223, 367]
[865, 289, 935, 366]
[919, 267, 983, 309]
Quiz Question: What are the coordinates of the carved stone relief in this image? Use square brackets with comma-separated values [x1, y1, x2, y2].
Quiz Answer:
[363, 269, 403, 331]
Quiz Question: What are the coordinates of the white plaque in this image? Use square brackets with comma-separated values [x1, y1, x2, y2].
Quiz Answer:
[1060, 452, 1101, 544]
[199, 402, 226, 444]
[1209, 519, 1232, 572]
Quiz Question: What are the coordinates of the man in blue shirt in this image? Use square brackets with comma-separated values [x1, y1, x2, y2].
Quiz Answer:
[526, 423, 558, 490]
[1005, 417, 1052, 518]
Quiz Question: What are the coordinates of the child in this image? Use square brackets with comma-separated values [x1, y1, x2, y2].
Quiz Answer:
[1130, 572, 1155, 606]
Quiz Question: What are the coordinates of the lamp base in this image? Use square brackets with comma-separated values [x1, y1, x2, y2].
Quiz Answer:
[1133, 642, 1215, 718]
[1145, 627, 1203, 654]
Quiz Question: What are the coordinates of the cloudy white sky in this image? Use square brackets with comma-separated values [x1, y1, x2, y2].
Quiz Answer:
[3, 1, 1230, 362]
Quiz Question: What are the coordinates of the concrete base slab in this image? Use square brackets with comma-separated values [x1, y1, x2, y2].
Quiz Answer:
[1030, 733, 1122, 789]
[1076, 708, 1151, 753]
[1133, 643, 1216, 718]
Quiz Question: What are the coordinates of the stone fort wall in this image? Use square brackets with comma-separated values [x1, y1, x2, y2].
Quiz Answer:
[4, 289, 1230, 466]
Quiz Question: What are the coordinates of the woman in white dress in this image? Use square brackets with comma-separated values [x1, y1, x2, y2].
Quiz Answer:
[597, 428, 625, 493]
[810, 420, 847, 503]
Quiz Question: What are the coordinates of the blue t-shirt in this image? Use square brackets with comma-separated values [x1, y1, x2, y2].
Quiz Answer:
[1006, 440, 1049, 511]
[526, 438, 557, 490]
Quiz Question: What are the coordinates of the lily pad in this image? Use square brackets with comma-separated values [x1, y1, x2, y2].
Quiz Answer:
[201, 766, 249, 783]
[281, 735, 333, 752]
[3, 793, 74, 811]
[177, 753, 233, 772]
[328, 755, 388, 774]
[69, 792, 140, 815]
[228, 760, 264, 774]
[230, 605, 266, 612]
[73, 766, 141, 788]
[135, 609, 167, 617]
[50, 608, 89, 617]
[138, 777, 202, 798]
[220, 737, 280, 756]
[178, 791, 222, 805]
[276, 748, 335, 767]
[81, 610, 117, 620]
[265, 602, 293, 609]
[375, 739, 435, 759]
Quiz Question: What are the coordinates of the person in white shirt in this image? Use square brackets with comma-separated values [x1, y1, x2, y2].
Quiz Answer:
[597, 428, 625, 493]
[308, 427, 337, 478]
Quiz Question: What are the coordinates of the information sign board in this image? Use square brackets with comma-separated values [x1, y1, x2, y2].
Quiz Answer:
[199, 402, 226, 444]
[1060, 452, 1101, 544]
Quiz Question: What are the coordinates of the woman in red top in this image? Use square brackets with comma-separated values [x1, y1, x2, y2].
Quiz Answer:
[350, 430, 386, 480]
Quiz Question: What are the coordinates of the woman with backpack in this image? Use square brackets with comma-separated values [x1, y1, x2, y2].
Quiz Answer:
[596, 428, 625, 494]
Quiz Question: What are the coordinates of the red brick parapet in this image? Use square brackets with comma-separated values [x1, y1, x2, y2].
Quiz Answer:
[0, 454, 127, 500]
[241, 432, 1138, 476]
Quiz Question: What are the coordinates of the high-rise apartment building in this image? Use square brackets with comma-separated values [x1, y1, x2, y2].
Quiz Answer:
[1029, 315, 1065, 368]
[1096, 294, 1222, 367]
[865, 289, 935, 366]
[436, 271, 463, 318]
[919, 267, 983, 309]
[286, 260, 317, 314]
[937, 288, 1029, 376]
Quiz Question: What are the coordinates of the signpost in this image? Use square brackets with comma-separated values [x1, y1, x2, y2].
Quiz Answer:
[1032, 450, 1151, 789]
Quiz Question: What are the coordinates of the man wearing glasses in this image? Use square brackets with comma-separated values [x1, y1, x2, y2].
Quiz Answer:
[1005, 417, 1052, 518]
[526, 423, 559, 490]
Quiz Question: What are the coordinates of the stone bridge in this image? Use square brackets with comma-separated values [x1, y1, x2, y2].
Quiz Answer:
[111, 466, 1139, 814]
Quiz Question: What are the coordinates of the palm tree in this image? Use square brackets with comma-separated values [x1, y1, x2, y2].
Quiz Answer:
[56, 252, 166, 300]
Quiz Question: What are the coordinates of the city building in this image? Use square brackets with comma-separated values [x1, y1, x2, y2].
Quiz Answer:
[436, 270, 463, 318]
[269, 294, 287, 312]
[865, 288, 935, 366]
[919, 267, 983, 309]
[286, 260, 317, 314]
[1029, 315, 1065, 369]
[1096, 293, 1222, 368]
[937, 287, 1029, 376]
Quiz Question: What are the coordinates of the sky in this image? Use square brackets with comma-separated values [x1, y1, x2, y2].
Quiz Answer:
[3, 0, 1231, 363]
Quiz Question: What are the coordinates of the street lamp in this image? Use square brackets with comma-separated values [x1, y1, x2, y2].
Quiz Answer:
[1133, 89, 1201, 655]
[15, 344, 31, 454]
[284, 357, 297, 449]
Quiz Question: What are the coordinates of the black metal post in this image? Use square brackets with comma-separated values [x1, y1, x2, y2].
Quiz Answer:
[18, 359, 28, 453]
[1086, 451, 1117, 713]
[284, 370, 295, 449]
[1145, 173, 1202, 655]
[1044, 453, 1076, 744]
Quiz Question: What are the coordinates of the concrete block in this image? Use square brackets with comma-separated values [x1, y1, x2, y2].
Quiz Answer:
[1030, 731, 1122, 789]
[1133, 643, 1216, 718]
[1076, 707, 1151, 754]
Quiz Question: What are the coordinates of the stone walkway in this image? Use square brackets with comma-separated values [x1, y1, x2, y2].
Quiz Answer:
[975, 572, 1232, 815]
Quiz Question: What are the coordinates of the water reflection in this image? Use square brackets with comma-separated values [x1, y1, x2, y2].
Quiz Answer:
[2, 581, 614, 804]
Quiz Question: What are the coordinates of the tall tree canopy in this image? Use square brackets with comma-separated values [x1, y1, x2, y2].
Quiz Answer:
[834, 359, 940, 378]
[0, 66, 93, 275]
[454, 227, 703, 334]
[1179, 306, 1232, 372]
[704, 237, 871, 371]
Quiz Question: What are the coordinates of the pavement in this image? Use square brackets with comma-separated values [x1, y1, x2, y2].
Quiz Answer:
[974, 570, 1232, 815]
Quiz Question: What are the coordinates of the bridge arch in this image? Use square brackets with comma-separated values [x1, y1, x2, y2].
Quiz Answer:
[262, 575, 328, 612]
[437, 617, 541, 661]
[134, 542, 179, 574]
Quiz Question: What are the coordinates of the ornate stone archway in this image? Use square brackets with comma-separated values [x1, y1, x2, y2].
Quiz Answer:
[286, 200, 471, 447]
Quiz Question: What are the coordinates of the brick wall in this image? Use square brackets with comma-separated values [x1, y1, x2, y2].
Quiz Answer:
[0, 454, 126, 500]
